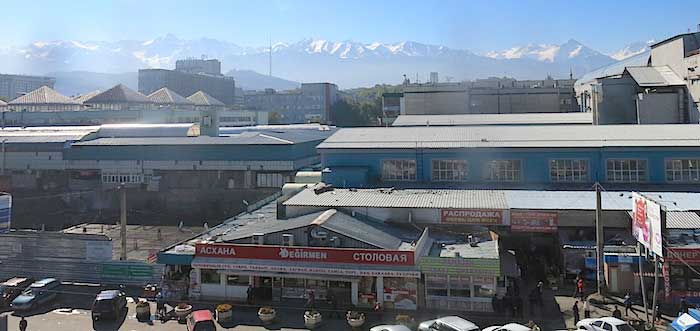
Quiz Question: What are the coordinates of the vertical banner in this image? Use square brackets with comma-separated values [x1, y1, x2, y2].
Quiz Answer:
[632, 193, 650, 249]
[647, 199, 663, 258]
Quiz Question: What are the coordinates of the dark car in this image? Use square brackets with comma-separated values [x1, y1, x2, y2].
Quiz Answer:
[0, 277, 33, 307]
[91, 290, 127, 321]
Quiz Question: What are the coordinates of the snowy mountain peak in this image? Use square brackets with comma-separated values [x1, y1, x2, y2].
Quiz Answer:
[486, 39, 605, 63]
[610, 40, 654, 60]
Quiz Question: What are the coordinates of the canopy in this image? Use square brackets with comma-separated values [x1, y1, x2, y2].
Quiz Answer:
[671, 310, 700, 331]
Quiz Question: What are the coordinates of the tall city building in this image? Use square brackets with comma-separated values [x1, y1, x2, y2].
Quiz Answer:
[175, 58, 222, 76]
[0, 74, 56, 101]
[138, 68, 236, 105]
[244, 83, 339, 124]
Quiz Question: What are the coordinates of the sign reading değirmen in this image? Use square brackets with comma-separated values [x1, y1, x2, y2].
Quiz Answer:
[440, 209, 505, 225]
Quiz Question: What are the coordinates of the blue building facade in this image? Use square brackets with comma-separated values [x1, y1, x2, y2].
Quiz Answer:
[318, 125, 700, 191]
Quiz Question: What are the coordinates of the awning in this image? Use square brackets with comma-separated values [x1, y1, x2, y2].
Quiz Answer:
[191, 257, 421, 278]
[672, 311, 700, 331]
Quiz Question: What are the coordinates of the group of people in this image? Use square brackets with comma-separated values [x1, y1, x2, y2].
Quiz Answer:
[492, 281, 546, 318]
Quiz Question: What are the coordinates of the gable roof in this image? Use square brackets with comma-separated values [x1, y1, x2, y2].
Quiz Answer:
[147, 87, 194, 105]
[85, 84, 151, 104]
[73, 90, 101, 104]
[187, 91, 225, 106]
[8, 86, 80, 105]
[624, 66, 685, 87]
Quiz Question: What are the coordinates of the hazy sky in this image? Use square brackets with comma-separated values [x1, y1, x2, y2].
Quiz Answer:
[4, 0, 699, 53]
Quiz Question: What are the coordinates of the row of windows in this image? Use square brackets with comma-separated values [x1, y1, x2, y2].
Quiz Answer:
[381, 158, 700, 183]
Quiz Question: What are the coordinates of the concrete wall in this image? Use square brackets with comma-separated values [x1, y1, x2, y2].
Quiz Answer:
[651, 38, 687, 77]
[595, 76, 638, 124]
[403, 90, 469, 115]
[637, 93, 680, 124]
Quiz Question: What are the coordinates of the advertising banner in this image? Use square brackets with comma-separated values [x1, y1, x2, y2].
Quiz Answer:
[195, 243, 415, 266]
[191, 261, 421, 278]
[666, 248, 700, 264]
[440, 209, 506, 225]
[632, 193, 664, 257]
[510, 211, 557, 233]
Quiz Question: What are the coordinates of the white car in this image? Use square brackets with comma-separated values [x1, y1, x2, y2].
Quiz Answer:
[418, 316, 479, 331]
[576, 317, 634, 331]
[483, 323, 533, 331]
[370, 325, 413, 331]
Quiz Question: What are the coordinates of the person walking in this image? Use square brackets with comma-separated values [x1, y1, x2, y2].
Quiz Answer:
[583, 298, 591, 318]
[613, 306, 622, 319]
[19, 317, 28, 331]
[573, 301, 580, 325]
[624, 293, 633, 316]
[576, 278, 585, 300]
[306, 290, 316, 309]
[681, 296, 689, 315]
[246, 284, 254, 305]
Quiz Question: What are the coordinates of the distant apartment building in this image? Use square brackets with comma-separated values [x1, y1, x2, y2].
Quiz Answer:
[381, 92, 404, 125]
[0, 74, 56, 101]
[139, 67, 236, 105]
[575, 32, 700, 124]
[244, 83, 339, 124]
[397, 77, 578, 117]
[175, 58, 222, 76]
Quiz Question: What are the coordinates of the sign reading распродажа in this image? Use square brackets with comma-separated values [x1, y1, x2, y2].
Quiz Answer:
[440, 209, 505, 225]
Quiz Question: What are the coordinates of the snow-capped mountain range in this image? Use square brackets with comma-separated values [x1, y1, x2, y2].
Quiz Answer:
[609, 40, 654, 61]
[0, 34, 649, 91]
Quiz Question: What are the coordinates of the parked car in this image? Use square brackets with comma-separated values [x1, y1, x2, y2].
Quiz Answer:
[418, 316, 480, 331]
[484, 323, 533, 331]
[371, 325, 413, 331]
[577, 317, 635, 331]
[187, 310, 216, 331]
[0, 277, 33, 307]
[10, 278, 60, 311]
[91, 290, 127, 321]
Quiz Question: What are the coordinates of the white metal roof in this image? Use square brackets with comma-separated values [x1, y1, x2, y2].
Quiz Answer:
[625, 66, 685, 87]
[95, 123, 200, 138]
[392, 113, 593, 127]
[285, 188, 700, 212]
[318, 124, 700, 149]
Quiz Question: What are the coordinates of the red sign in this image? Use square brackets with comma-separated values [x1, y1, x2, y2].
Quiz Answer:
[511, 211, 558, 233]
[440, 209, 505, 225]
[195, 243, 415, 266]
[667, 248, 700, 264]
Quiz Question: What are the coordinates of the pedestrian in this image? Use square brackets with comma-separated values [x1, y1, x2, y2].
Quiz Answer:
[654, 304, 660, 323]
[156, 291, 166, 318]
[613, 306, 622, 319]
[624, 293, 633, 316]
[681, 296, 689, 315]
[583, 298, 591, 318]
[246, 284, 253, 305]
[328, 291, 339, 318]
[536, 281, 545, 306]
[577, 278, 585, 300]
[306, 290, 316, 308]
[19, 317, 27, 331]
[573, 301, 580, 324]
[492, 294, 500, 313]
[529, 289, 538, 316]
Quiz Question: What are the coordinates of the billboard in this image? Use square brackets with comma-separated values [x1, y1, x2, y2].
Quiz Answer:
[440, 209, 506, 225]
[632, 192, 664, 257]
[0, 194, 11, 234]
[510, 211, 558, 233]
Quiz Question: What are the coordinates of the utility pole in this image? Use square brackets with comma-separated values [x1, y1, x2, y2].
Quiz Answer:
[595, 182, 606, 295]
[119, 185, 127, 261]
[638, 242, 649, 323]
[652, 256, 660, 323]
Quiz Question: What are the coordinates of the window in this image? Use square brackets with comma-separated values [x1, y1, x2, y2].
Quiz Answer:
[485, 160, 521, 182]
[427, 288, 448, 297]
[226, 275, 249, 286]
[200, 269, 220, 284]
[606, 159, 647, 182]
[450, 288, 471, 298]
[666, 159, 700, 182]
[602, 323, 613, 331]
[381, 159, 416, 181]
[432, 160, 469, 181]
[550, 159, 589, 182]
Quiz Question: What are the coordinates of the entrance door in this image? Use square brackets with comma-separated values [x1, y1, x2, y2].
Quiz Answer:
[258, 277, 273, 301]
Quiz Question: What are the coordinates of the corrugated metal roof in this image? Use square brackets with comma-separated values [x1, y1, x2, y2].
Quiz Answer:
[625, 66, 685, 87]
[85, 84, 151, 104]
[96, 123, 199, 138]
[391, 113, 593, 127]
[284, 188, 508, 209]
[321, 211, 405, 249]
[0, 99, 6, 106]
[0, 126, 97, 143]
[187, 91, 224, 106]
[8, 86, 80, 105]
[285, 188, 700, 212]
[318, 124, 700, 149]
[575, 51, 651, 86]
[147, 88, 194, 105]
[665, 211, 700, 229]
[73, 134, 293, 146]
[73, 90, 101, 104]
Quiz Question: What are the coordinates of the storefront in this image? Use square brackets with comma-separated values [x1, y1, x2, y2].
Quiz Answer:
[190, 243, 421, 309]
[664, 247, 700, 305]
[419, 240, 512, 312]
[604, 253, 644, 294]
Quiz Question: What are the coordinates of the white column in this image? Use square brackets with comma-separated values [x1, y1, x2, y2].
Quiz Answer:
[351, 281, 359, 306]
[376, 276, 384, 304]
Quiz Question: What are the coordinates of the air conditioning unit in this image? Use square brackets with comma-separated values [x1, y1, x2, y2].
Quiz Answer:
[252, 233, 265, 245]
[282, 234, 294, 246]
[329, 236, 341, 248]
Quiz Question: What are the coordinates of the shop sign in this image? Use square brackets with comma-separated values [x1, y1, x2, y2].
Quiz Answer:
[632, 193, 664, 257]
[191, 261, 421, 278]
[510, 211, 557, 233]
[195, 243, 414, 266]
[666, 248, 700, 263]
[440, 209, 506, 225]
[418, 257, 500, 277]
